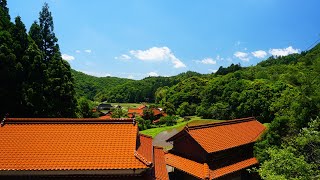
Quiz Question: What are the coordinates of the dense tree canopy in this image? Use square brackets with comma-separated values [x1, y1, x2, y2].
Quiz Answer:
[0, 2, 77, 118]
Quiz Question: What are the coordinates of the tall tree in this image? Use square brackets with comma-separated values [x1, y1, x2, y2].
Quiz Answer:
[38, 3, 57, 61]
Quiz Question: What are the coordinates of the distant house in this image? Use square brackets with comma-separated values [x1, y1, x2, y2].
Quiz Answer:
[97, 103, 113, 111]
[0, 117, 168, 179]
[128, 105, 166, 121]
[165, 117, 266, 180]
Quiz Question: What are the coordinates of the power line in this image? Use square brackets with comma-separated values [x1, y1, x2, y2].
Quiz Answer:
[305, 36, 320, 51]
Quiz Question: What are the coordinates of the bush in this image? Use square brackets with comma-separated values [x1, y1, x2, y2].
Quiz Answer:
[159, 115, 178, 126]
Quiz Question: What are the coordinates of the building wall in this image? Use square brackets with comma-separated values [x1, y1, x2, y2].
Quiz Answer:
[171, 134, 207, 163]
[207, 143, 254, 170]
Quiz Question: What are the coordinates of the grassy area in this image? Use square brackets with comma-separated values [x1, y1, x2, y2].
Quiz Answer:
[140, 117, 224, 138]
[110, 103, 143, 111]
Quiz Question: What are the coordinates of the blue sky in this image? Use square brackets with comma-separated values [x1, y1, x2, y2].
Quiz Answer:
[8, 0, 320, 79]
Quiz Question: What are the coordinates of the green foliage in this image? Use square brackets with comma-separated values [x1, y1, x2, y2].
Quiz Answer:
[77, 97, 98, 118]
[0, 2, 77, 117]
[136, 116, 151, 131]
[111, 107, 127, 118]
[257, 118, 320, 180]
[258, 147, 315, 180]
[159, 115, 178, 126]
[215, 63, 242, 75]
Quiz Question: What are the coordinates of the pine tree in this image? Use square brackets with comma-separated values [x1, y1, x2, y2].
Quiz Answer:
[38, 3, 57, 61]
[29, 3, 77, 117]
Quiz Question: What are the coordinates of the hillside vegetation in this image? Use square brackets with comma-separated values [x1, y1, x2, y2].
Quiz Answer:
[74, 43, 320, 179]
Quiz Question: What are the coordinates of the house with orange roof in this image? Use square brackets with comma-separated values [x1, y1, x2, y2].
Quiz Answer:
[0, 117, 168, 180]
[165, 117, 266, 180]
[128, 105, 167, 122]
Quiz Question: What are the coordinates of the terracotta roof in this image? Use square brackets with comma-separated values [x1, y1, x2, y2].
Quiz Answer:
[211, 157, 258, 178]
[0, 118, 147, 172]
[128, 108, 144, 116]
[138, 105, 147, 109]
[165, 153, 205, 179]
[153, 147, 169, 180]
[165, 153, 258, 179]
[98, 114, 111, 119]
[136, 134, 153, 166]
[167, 117, 266, 153]
[152, 109, 162, 116]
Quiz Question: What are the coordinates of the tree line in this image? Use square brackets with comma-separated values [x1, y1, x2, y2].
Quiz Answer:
[0, 1, 77, 118]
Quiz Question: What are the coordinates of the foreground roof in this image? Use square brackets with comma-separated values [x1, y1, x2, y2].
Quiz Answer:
[0, 118, 149, 173]
[167, 117, 266, 153]
[165, 153, 258, 179]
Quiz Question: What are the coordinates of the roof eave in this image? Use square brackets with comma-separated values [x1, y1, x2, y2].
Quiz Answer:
[0, 168, 148, 176]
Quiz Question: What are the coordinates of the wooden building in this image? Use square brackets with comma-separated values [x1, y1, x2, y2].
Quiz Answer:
[165, 117, 266, 180]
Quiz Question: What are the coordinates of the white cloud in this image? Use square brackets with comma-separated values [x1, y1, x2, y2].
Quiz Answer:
[81, 70, 111, 77]
[196, 58, 217, 65]
[269, 46, 300, 57]
[75, 50, 81, 53]
[127, 75, 135, 79]
[147, 72, 159, 77]
[61, 54, 75, 61]
[234, 51, 250, 62]
[129, 46, 186, 68]
[252, 50, 267, 59]
[84, 49, 92, 53]
[115, 54, 131, 60]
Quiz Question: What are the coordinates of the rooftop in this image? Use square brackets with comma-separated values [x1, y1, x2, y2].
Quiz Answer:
[0, 118, 149, 174]
[167, 117, 266, 153]
[165, 153, 258, 179]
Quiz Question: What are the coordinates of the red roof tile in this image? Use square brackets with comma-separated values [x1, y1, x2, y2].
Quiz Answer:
[153, 147, 169, 180]
[165, 153, 258, 179]
[152, 109, 162, 116]
[211, 157, 258, 178]
[167, 117, 266, 153]
[136, 134, 153, 166]
[165, 153, 205, 179]
[0, 118, 147, 171]
[128, 108, 144, 116]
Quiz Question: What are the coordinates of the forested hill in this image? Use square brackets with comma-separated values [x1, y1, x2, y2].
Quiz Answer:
[73, 70, 204, 102]
[72, 70, 133, 100]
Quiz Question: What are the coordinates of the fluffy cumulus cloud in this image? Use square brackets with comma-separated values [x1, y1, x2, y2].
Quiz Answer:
[129, 47, 186, 68]
[115, 54, 131, 60]
[252, 50, 267, 58]
[196, 58, 217, 65]
[84, 49, 92, 53]
[61, 54, 75, 61]
[269, 46, 300, 57]
[234, 51, 250, 62]
[147, 72, 159, 77]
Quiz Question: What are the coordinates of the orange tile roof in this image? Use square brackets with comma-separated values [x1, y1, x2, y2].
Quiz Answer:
[152, 109, 162, 116]
[138, 105, 147, 109]
[167, 117, 266, 153]
[153, 147, 169, 180]
[128, 108, 144, 116]
[211, 157, 258, 178]
[165, 153, 258, 179]
[98, 114, 111, 119]
[165, 153, 205, 179]
[0, 118, 148, 171]
[136, 134, 153, 166]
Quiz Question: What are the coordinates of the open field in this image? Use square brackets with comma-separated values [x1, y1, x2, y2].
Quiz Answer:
[140, 117, 224, 138]
[110, 103, 143, 111]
